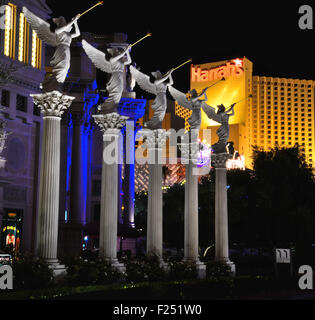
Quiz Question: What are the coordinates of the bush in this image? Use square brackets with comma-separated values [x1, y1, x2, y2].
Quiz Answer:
[166, 257, 198, 280]
[206, 261, 232, 277]
[12, 254, 53, 290]
[125, 254, 166, 282]
[64, 257, 125, 286]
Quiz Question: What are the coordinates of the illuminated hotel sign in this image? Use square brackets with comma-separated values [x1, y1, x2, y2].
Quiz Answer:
[191, 59, 244, 82]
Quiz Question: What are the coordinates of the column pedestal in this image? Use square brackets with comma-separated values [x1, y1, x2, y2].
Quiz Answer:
[181, 141, 206, 279]
[93, 112, 128, 272]
[212, 153, 235, 275]
[31, 91, 75, 276]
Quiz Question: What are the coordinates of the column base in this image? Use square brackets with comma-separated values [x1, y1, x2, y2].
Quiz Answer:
[215, 258, 236, 276]
[182, 258, 207, 279]
[0, 157, 6, 169]
[105, 258, 126, 273]
[159, 259, 169, 271]
[46, 259, 67, 281]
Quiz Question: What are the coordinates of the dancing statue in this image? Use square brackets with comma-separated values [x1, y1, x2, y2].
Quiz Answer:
[130, 66, 174, 129]
[169, 86, 209, 131]
[23, 7, 81, 92]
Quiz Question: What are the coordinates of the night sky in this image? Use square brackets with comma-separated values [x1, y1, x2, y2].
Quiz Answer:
[45, 0, 315, 93]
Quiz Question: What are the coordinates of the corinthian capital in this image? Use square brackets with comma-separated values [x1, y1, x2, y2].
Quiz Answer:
[138, 129, 168, 150]
[31, 91, 75, 118]
[93, 113, 129, 135]
[211, 153, 233, 168]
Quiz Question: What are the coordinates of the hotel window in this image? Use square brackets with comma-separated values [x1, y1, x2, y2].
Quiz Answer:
[4, 3, 17, 59]
[1, 90, 10, 107]
[18, 12, 29, 64]
[33, 103, 41, 116]
[16, 94, 27, 112]
[31, 30, 42, 69]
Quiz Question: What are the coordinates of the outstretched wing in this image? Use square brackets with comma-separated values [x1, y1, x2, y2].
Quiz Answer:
[168, 86, 191, 110]
[82, 40, 112, 73]
[129, 66, 156, 95]
[23, 7, 57, 47]
[201, 102, 222, 123]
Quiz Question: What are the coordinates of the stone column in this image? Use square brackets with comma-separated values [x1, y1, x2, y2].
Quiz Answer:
[70, 112, 86, 226]
[212, 153, 235, 275]
[61, 111, 86, 256]
[93, 112, 128, 271]
[181, 140, 206, 278]
[31, 91, 74, 275]
[143, 129, 167, 260]
[123, 121, 137, 228]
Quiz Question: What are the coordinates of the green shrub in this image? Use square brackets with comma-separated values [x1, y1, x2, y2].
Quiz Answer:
[125, 254, 166, 282]
[166, 258, 198, 280]
[12, 254, 53, 290]
[64, 257, 125, 286]
[206, 261, 232, 277]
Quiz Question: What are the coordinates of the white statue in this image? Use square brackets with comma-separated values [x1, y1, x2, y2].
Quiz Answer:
[82, 40, 132, 113]
[168, 86, 209, 130]
[130, 66, 174, 129]
[201, 103, 235, 153]
[22, 7, 80, 92]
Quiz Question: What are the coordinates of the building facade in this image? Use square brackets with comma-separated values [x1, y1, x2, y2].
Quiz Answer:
[176, 57, 315, 169]
[0, 0, 51, 252]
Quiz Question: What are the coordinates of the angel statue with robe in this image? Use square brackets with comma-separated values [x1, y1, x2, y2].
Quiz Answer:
[168, 86, 209, 132]
[82, 40, 132, 114]
[130, 66, 174, 130]
[202, 102, 236, 153]
[22, 7, 81, 92]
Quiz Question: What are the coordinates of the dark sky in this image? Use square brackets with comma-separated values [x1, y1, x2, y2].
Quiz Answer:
[45, 0, 315, 93]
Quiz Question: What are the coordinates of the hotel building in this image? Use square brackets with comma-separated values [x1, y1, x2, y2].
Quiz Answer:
[175, 57, 315, 169]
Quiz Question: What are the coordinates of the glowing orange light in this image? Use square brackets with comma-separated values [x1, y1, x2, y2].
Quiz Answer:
[232, 58, 243, 66]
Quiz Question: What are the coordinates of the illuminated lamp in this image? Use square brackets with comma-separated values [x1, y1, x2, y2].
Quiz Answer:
[232, 58, 243, 66]
[8, 213, 16, 218]
[197, 142, 211, 168]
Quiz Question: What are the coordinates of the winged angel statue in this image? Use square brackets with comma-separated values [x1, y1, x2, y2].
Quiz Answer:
[130, 66, 174, 130]
[82, 40, 132, 114]
[201, 102, 235, 153]
[23, 7, 80, 92]
[168, 86, 209, 132]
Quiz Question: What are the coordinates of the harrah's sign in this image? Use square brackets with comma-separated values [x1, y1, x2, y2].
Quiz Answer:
[191, 60, 244, 82]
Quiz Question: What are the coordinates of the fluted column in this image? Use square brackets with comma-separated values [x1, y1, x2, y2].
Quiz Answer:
[123, 121, 138, 228]
[93, 112, 128, 270]
[31, 91, 74, 266]
[142, 129, 167, 259]
[181, 138, 206, 278]
[69, 112, 86, 226]
[212, 153, 235, 274]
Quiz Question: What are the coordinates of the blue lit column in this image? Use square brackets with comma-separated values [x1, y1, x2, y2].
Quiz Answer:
[70, 111, 86, 226]
[117, 98, 146, 229]
[122, 121, 137, 228]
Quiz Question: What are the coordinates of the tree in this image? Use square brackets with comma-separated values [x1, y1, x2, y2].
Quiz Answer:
[251, 145, 315, 263]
